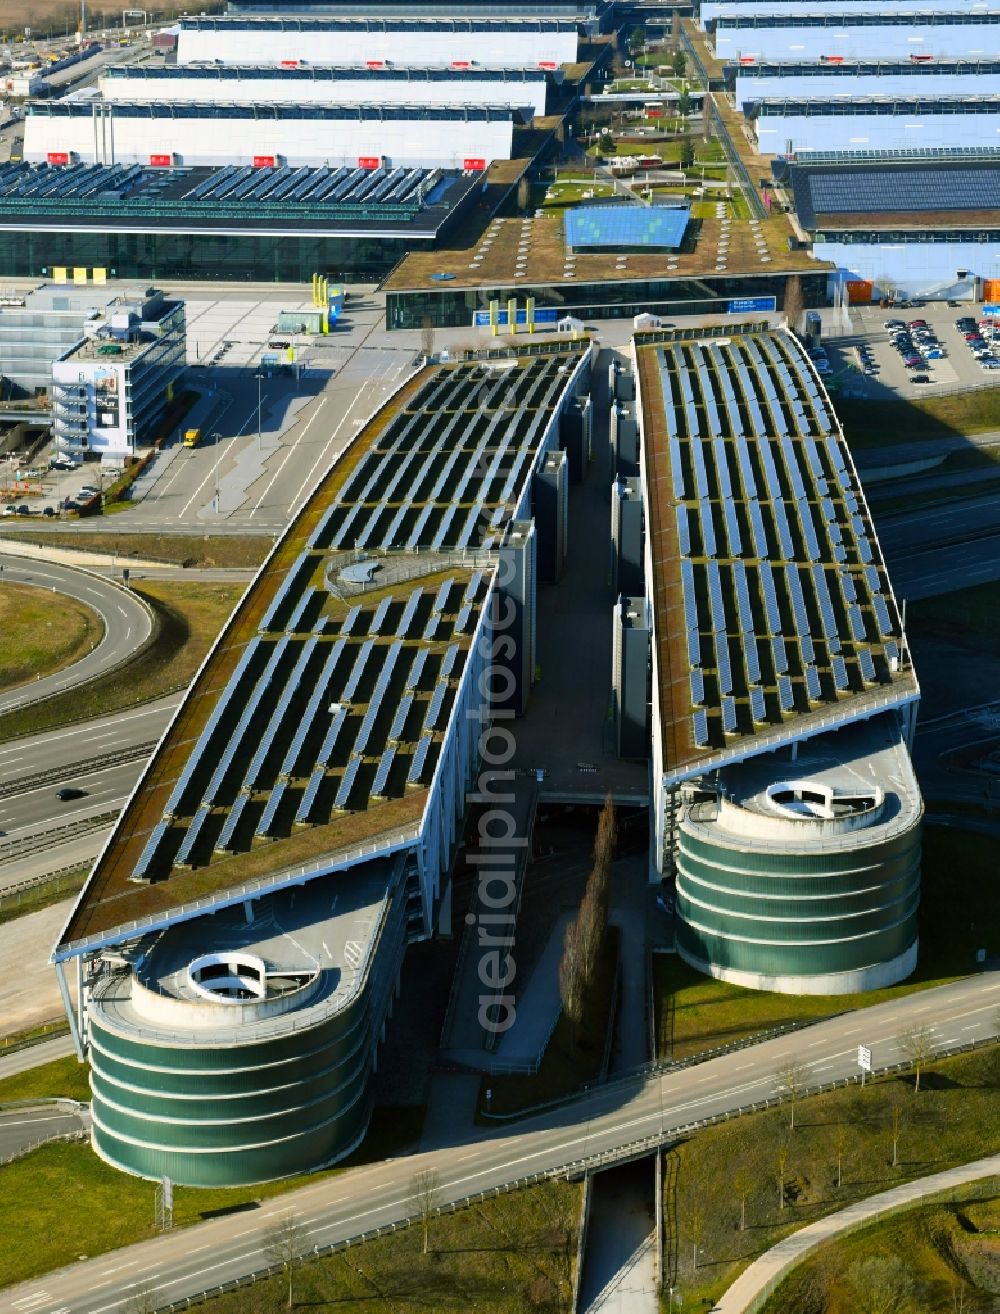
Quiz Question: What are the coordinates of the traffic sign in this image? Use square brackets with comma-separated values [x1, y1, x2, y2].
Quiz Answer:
[858, 1044, 871, 1070]
[727, 296, 776, 314]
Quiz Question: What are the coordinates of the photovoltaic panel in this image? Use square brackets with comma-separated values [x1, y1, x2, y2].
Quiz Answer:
[745, 637, 761, 684]
[832, 655, 849, 692]
[334, 757, 361, 811]
[848, 603, 866, 643]
[407, 735, 433, 785]
[721, 695, 737, 735]
[681, 560, 699, 630]
[372, 746, 396, 797]
[873, 594, 893, 637]
[690, 669, 705, 706]
[700, 498, 717, 558]
[749, 499, 769, 558]
[749, 685, 766, 723]
[669, 437, 686, 500]
[716, 632, 733, 696]
[733, 561, 754, 635]
[804, 664, 822, 702]
[723, 499, 742, 556]
[675, 504, 691, 556]
[759, 562, 781, 632]
[713, 438, 733, 499]
[858, 648, 876, 683]
[687, 628, 701, 667]
[805, 165, 1000, 219]
[771, 635, 788, 675]
[777, 674, 794, 713]
[692, 709, 709, 746]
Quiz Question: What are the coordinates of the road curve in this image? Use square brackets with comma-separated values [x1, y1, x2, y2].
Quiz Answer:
[1, 975, 997, 1314]
[715, 1152, 1000, 1313]
[0, 555, 153, 716]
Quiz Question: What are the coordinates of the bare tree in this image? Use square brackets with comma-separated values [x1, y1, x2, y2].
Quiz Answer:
[420, 315, 435, 362]
[732, 1165, 752, 1232]
[846, 1254, 915, 1314]
[775, 1060, 809, 1131]
[783, 274, 805, 334]
[889, 1100, 904, 1169]
[898, 1026, 935, 1093]
[264, 1213, 309, 1310]
[687, 1202, 706, 1272]
[832, 1122, 850, 1189]
[557, 797, 616, 1051]
[775, 1142, 790, 1212]
[411, 1167, 442, 1256]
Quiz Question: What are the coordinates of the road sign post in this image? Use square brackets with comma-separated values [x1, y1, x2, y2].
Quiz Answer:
[857, 1043, 871, 1087]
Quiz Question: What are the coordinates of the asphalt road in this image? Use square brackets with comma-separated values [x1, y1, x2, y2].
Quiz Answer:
[0, 557, 152, 716]
[0, 1103, 85, 1162]
[2, 976, 997, 1314]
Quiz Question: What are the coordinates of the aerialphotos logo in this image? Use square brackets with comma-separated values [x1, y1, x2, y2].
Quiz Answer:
[463, 418, 523, 1035]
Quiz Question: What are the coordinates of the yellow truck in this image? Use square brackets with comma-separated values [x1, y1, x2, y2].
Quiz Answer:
[182, 427, 202, 448]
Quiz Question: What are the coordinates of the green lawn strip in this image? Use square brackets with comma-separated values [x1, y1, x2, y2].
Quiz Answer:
[0, 1054, 92, 1105]
[837, 389, 1000, 451]
[665, 1045, 1000, 1311]
[655, 824, 995, 1061]
[0, 582, 102, 694]
[478, 926, 619, 1119]
[0, 530, 274, 569]
[0, 579, 244, 741]
[759, 1182, 1000, 1313]
[191, 1177, 582, 1314]
[0, 870, 87, 928]
[908, 578, 1000, 647]
[0, 1105, 425, 1290]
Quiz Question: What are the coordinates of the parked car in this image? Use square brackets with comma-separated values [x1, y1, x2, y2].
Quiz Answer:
[910, 374, 932, 385]
[15, 503, 31, 515]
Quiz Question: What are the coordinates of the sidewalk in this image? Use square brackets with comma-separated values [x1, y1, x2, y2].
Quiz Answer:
[715, 1153, 1000, 1313]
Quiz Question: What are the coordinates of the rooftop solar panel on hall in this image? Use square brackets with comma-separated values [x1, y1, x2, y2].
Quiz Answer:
[790, 162, 1000, 226]
[564, 205, 690, 251]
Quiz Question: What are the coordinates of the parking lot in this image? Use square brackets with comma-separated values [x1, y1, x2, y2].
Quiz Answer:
[816, 300, 1000, 402]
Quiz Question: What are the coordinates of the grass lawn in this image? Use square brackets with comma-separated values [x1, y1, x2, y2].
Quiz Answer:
[0, 579, 244, 741]
[655, 824, 996, 1061]
[479, 927, 619, 1118]
[0, 868, 87, 926]
[0, 582, 101, 694]
[0, 1054, 92, 1105]
[759, 1183, 1000, 1313]
[665, 1045, 1000, 1311]
[836, 388, 1000, 451]
[0, 531, 274, 569]
[0, 1105, 426, 1290]
[192, 1177, 582, 1314]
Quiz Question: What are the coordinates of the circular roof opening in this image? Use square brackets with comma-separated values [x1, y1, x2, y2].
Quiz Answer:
[187, 952, 268, 1004]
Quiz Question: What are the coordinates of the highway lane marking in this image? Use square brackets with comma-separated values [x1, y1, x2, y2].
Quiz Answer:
[0, 704, 176, 761]
[0, 1114, 75, 1127]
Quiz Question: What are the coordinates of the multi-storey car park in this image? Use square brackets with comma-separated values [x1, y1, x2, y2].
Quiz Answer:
[51, 338, 594, 1187]
[633, 323, 922, 994]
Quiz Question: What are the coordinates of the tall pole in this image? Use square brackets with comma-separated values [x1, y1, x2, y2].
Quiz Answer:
[257, 371, 262, 452]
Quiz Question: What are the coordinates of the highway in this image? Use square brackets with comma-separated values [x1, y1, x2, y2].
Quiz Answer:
[0, 557, 152, 716]
[1, 976, 997, 1314]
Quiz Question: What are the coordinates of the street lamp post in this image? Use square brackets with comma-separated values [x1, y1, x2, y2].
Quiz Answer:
[256, 370, 262, 452]
[211, 430, 221, 514]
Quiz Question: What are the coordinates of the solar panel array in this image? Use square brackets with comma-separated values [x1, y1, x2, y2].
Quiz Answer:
[564, 204, 691, 250]
[311, 353, 574, 554]
[648, 329, 906, 759]
[790, 161, 1000, 227]
[0, 160, 444, 216]
[128, 356, 582, 884]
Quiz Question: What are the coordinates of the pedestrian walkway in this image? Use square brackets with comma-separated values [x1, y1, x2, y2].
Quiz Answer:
[493, 912, 571, 1067]
[715, 1153, 1000, 1313]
